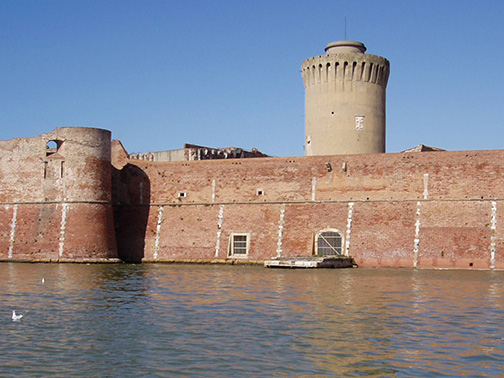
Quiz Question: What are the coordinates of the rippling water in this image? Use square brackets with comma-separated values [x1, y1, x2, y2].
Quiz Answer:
[1, 263, 504, 377]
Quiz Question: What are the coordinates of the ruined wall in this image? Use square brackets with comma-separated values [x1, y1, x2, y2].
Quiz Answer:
[112, 147, 504, 269]
[0, 128, 117, 261]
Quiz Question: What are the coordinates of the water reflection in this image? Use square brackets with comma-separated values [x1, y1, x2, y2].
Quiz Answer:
[1, 263, 504, 377]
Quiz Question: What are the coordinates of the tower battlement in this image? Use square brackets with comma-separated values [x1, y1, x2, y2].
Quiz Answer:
[302, 53, 389, 87]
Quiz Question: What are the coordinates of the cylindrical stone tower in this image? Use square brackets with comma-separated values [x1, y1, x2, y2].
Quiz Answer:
[41, 127, 117, 260]
[302, 40, 390, 156]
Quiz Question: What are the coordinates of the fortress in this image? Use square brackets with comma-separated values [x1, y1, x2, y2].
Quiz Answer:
[1, 41, 503, 269]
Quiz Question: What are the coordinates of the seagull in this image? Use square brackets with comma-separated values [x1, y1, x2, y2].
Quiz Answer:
[41, 278, 45, 284]
[12, 310, 25, 322]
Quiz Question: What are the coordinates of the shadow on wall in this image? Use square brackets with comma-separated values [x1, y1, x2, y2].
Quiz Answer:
[112, 164, 151, 263]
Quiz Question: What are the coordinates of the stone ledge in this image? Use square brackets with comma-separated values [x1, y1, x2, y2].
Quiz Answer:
[0, 258, 123, 264]
[141, 258, 264, 266]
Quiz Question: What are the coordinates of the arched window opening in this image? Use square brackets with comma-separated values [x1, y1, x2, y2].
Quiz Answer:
[370, 63, 377, 83]
[46, 140, 63, 157]
[316, 229, 343, 256]
[343, 61, 349, 80]
[377, 66, 384, 85]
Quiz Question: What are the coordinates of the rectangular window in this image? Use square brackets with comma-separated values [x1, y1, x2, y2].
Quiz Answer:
[228, 233, 250, 257]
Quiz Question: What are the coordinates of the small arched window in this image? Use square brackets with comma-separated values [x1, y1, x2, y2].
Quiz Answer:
[316, 229, 343, 256]
[46, 139, 63, 157]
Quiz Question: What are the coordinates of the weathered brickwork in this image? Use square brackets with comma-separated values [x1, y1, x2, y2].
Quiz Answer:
[0, 128, 118, 262]
[2, 127, 504, 269]
[111, 139, 504, 269]
[350, 201, 417, 268]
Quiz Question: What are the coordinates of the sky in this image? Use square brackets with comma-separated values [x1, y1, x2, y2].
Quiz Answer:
[1, 0, 503, 157]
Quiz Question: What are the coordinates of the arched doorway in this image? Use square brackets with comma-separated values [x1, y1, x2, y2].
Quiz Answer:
[316, 229, 343, 256]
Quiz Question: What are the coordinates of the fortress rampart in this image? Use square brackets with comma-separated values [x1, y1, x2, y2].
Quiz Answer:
[111, 140, 504, 270]
[0, 127, 117, 262]
[1, 127, 503, 269]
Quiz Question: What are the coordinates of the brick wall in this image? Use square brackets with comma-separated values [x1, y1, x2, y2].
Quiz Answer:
[2, 127, 503, 269]
[0, 128, 117, 261]
[113, 146, 504, 269]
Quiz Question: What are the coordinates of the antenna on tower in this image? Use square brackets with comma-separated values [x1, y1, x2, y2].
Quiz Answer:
[344, 17, 347, 40]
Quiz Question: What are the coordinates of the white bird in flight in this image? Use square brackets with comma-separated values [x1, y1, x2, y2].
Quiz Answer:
[12, 310, 25, 321]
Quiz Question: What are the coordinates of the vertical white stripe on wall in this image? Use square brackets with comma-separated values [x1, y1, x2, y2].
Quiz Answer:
[423, 173, 429, 199]
[215, 205, 225, 258]
[276, 204, 286, 258]
[8, 204, 18, 259]
[58, 203, 69, 257]
[490, 201, 497, 270]
[153, 206, 164, 260]
[345, 202, 354, 256]
[311, 177, 317, 201]
[413, 201, 421, 268]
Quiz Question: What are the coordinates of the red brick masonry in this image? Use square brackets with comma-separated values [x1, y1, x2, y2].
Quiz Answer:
[1, 128, 503, 269]
[113, 140, 504, 269]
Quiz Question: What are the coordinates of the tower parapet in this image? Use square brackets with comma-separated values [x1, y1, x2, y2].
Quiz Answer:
[302, 40, 389, 156]
[41, 127, 113, 203]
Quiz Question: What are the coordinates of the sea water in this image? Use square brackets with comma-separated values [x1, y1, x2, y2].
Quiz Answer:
[1, 263, 504, 377]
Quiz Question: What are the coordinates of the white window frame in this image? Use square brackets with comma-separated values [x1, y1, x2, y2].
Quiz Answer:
[228, 233, 250, 258]
[315, 228, 343, 256]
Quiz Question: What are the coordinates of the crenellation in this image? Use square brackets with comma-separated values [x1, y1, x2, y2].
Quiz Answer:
[302, 55, 389, 87]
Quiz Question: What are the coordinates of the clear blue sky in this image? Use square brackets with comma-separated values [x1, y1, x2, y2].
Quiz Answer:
[1, 0, 503, 156]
